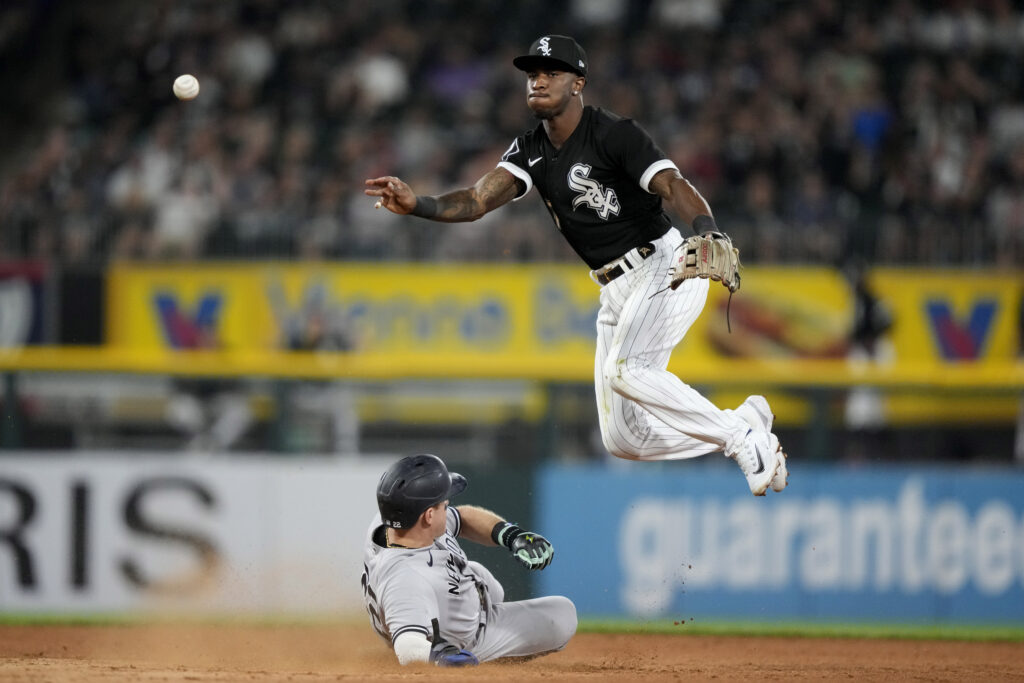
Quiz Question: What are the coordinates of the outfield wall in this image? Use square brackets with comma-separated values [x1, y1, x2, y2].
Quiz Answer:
[538, 463, 1024, 623]
[2, 455, 1023, 623]
[0, 454, 533, 616]
[0, 455, 381, 614]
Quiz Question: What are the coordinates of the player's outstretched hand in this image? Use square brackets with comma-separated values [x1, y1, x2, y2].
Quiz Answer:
[430, 642, 479, 667]
[510, 532, 554, 570]
[364, 176, 417, 214]
[493, 522, 555, 571]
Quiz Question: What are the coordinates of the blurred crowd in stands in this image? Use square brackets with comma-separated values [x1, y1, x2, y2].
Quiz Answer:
[2, 0, 1024, 267]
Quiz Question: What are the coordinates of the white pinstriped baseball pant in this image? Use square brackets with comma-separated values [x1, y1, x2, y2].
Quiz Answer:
[593, 227, 748, 460]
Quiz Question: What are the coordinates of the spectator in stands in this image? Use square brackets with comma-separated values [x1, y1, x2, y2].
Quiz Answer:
[2, 0, 1024, 268]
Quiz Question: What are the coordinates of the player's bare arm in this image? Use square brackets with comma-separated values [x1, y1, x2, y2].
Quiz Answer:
[364, 168, 519, 222]
[649, 168, 716, 233]
[454, 504, 504, 546]
[457, 504, 555, 570]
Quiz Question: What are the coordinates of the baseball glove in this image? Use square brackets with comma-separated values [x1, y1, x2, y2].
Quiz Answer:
[670, 231, 741, 294]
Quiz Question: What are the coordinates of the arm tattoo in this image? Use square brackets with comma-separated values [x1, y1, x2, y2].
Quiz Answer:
[428, 169, 518, 222]
[434, 189, 485, 222]
[478, 170, 519, 209]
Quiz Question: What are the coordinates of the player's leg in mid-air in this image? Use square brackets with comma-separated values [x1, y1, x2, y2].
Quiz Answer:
[594, 273, 719, 460]
[593, 229, 784, 495]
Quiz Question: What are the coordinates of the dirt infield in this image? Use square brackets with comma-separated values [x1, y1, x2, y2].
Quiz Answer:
[1, 623, 1022, 682]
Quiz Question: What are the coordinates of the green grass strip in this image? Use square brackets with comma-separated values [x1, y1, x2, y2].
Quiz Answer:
[578, 618, 1024, 642]
[2, 614, 1021, 643]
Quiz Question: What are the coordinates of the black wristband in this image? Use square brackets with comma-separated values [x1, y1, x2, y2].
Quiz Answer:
[491, 521, 523, 549]
[692, 214, 717, 234]
[410, 195, 438, 218]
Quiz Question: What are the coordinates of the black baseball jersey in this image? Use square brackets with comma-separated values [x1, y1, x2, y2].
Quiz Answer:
[498, 106, 678, 269]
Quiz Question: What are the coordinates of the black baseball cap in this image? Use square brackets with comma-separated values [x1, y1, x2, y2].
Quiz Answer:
[513, 35, 587, 77]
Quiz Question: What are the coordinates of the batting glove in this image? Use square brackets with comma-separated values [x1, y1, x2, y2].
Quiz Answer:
[430, 642, 479, 667]
[492, 522, 554, 571]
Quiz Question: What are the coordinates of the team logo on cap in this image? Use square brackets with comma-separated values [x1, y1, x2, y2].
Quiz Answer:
[539, 36, 551, 56]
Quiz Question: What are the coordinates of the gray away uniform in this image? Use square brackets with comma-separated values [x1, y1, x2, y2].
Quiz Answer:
[360, 506, 576, 662]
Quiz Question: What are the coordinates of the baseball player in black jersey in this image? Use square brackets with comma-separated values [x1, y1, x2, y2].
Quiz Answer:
[366, 35, 788, 496]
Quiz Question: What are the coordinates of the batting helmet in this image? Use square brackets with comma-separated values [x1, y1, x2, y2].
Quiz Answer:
[377, 454, 467, 529]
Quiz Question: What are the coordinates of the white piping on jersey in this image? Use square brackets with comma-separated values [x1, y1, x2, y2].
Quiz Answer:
[639, 159, 679, 193]
[449, 506, 462, 537]
[497, 161, 534, 200]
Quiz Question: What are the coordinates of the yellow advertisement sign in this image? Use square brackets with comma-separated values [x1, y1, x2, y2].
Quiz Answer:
[107, 263, 601, 355]
[107, 264, 1021, 369]
[870, 269, 1021, 362]
[690, 267, 852, 358]
[108, 264, 276, 349]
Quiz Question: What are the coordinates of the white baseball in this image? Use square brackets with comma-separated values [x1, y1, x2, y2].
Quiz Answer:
[173, 74, 200, 100]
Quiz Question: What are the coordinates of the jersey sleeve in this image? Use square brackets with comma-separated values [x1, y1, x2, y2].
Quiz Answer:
[496, 135, 533, 199]
[604, 119, 679, 194]
[446, 505, 462, 537]
[379, 567, 438, 644]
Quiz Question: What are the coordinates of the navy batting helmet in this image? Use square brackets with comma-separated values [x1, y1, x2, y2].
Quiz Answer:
[377, 454, 467, 529]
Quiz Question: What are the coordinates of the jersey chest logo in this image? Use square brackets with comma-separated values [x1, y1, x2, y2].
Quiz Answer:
[567, 163, 621, 220]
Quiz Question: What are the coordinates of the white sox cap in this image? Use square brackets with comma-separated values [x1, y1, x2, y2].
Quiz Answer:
[513, 35, 587, 77]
